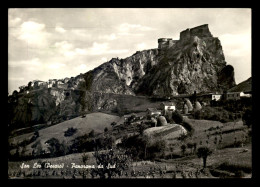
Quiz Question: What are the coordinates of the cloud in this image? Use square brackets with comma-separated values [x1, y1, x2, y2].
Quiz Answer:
[8, 77, 24, 81]
[119, 23, 156, 32]
[86, 42, 128, 55]
[219, 33, 251, 57]
[99, 33, 117, 41]
[136, 42, 147, 50]
[75, 48, 87, 55]
[101, 57, 108, 62]
[47, 63, 66, 69]
[16, 21, 50, 48]
[9, 58, 42, 67]
[117, 32, 144, 36]
[55, 26, 66, 33]
[74, 64, 87, 71]
[9, 17, 21, 27]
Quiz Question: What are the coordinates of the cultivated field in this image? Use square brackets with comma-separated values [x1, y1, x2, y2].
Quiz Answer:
[9, 112, 120, 155]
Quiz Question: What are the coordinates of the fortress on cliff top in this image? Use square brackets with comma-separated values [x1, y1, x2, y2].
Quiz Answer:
[158, 24, 213, 49]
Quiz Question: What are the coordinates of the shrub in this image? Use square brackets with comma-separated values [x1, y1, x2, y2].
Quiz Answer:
[242, 108, 252, 128]
[181, 121, 194, 136]
[196, 146, 213, 168]
[234, 170, 245, 178]
[45, 138, 67, 157]
[90, 149, 131, 178]
[82, 153, 89, 164]
[64, 127, 78, 137]
[172, 110, 183, 124]
[180, 144, 186, 155]
[146, 140, 166, 160]
[193, 106, 231, 123]
[217, 161, 252, 173]
[178, 132, 188, 141]
[89, 130, 95, 138]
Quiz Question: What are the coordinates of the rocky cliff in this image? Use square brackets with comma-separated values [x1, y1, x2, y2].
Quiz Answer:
[8, 24, 236, 129]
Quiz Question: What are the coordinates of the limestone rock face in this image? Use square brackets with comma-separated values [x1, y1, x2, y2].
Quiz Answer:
[134, 24, 235, 96]
[8, 24, 236, 129]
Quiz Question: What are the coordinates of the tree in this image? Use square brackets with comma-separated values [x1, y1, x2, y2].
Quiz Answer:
[111, 122, 116, 128]
[64, 127, 78, 137]
[89, 130, 95, 138]
[165, 110, 173, 123]
[142, 136, 149, 159]
[78, 82, 87, 116]
[151, 117, 157, 127]
[242, 108, 252, 128]
[196, 146, 212, 168]
[172, 111, 183, 124]
[34, 131, 39, 138]
[45, 138, 65, 157]
[180, 144, 186, 156]
[90, 149, 131, 179]
[187, 142, 194, 154]
[138, 123, 146, 135]
[27, 81, 33, 91]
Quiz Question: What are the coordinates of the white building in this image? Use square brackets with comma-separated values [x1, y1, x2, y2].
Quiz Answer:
[212, 94, 222, 101]
[160, 102, 176, 115]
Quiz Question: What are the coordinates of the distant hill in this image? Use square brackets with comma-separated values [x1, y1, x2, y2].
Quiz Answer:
[228, 77, 252, 93]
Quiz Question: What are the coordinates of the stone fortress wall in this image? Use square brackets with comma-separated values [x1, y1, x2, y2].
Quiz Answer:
[158, 24, 213, 49]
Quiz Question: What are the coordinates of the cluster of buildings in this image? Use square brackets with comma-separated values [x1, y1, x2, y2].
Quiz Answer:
[198, 91, 252, 102]
[30, 78, 70, 90]
[146, 102, 176, 117]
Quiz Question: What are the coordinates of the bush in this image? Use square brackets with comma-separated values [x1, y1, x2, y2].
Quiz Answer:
[180, 144, 186, 155]
[146, 140, 166, 160]
[45, 138, 68, 157]
[181, 121, 194, 135]
[217, 161, 252, 173]
[242, 108, 252, 128]
[193, 106, 231, 123]
[89, 130, 95, 138]
[172, 110, 183, 124]
[234, 170, 245, 178]
[64, 127, 77, 137]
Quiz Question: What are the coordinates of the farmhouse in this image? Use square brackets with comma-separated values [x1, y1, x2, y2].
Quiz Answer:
[226, 92, 241, 100]
[146, 108, 162, 116]
[160, 102, 176, 115]
[212, 94, 222, 101]
[240, 92, 252, 98]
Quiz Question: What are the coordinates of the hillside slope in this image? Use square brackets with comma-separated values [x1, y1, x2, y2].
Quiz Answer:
[228, 77, 251, 93]
[9, 112, 120, 155]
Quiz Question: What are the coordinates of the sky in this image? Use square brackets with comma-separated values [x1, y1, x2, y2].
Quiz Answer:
[8, 8, 251, 94]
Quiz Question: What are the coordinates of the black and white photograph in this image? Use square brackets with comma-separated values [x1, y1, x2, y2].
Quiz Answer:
[8, 8, 252, 179]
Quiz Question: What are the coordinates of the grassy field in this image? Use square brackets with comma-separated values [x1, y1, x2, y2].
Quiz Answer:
[9, 112, 120, 155]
